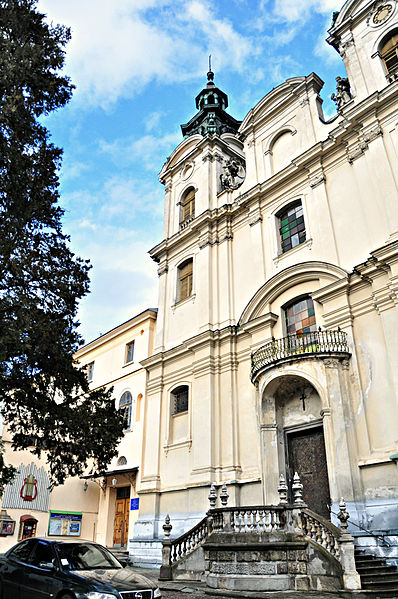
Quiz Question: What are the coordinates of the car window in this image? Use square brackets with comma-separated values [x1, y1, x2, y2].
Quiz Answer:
[8, 540, 34, 564]
[57, 543, 122, 571]
[28, 540, 55, 568]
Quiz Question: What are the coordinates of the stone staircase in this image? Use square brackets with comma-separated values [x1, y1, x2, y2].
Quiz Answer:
[355, 549, 398, 597]
[109, 547, 130, 566]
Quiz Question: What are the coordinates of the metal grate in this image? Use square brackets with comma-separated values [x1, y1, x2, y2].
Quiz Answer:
[120, 591, 153, 599]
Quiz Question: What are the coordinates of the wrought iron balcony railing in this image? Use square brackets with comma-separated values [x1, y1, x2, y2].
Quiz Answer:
[251, 329, 349, 381]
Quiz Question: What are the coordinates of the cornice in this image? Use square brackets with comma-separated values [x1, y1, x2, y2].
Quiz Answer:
[239, 74, 323, 137]
[159, 134, 244, 183]
[74, 309, 157, 358]
[141, 325, 239, 370]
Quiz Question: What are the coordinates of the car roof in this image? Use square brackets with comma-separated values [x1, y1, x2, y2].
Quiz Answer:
[33, 538, 99, 545]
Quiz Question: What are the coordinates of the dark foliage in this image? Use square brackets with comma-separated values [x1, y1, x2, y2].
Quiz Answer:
[0, 0, 124, 491]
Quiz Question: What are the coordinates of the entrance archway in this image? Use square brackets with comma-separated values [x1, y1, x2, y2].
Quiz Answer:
[261, 374, 331, 518]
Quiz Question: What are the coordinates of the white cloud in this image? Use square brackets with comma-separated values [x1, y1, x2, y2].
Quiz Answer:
[145, 111, 164, 132]
[100, 130, 180, 171]
[262, 0, 341, 23]
[62, 176, 163, 343]
[38, 0, 254, 109]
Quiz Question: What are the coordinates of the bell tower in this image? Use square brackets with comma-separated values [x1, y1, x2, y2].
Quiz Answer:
[327, 0, 398, 102]
[151, 69, 245, 352]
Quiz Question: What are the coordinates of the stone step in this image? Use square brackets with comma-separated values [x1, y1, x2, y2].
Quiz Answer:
[109, 548, 130, 566]
[361, 579, 398, 592]
[354, 548, 398, 596]
[361, 573, 398, 583]
[362, 590, 398, 599]
[356, 564, 396, 574]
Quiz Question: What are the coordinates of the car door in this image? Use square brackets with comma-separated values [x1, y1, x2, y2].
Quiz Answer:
[0, 539, 35, 599]
[20, 540, 61, 599]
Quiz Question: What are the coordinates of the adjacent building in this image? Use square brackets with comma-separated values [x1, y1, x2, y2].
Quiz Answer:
[0, 309, 157, 552]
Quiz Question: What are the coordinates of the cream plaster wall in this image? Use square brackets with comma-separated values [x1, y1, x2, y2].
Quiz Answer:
[136, 0, 398, 562]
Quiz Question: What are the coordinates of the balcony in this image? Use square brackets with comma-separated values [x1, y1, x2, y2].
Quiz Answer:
[251, 329, 350, 381]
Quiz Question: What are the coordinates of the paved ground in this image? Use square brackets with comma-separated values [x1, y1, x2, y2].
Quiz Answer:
[129, 566, 373, 598]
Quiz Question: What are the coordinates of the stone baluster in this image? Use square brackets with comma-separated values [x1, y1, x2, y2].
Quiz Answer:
[337, 498, 361, 591]
[278, 473, 288, 504]
[159, 515, 173, 580]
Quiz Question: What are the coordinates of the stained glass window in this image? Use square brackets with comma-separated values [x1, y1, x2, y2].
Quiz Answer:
[285, 297, 316, 336]
[278, 202, 306, 253]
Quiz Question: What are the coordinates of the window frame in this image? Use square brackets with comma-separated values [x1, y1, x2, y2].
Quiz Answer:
[125, 341, 135, 364]
[87, 362, 94, 382]
[119, 391, 134, 431]
[283, 296, 317, 337]
[177, 258, 193, 303]
[180, 188, 195, 224]
[380, 31, 398, 77]
[171, 385, 189, 416]
[277, 200, 306, 255]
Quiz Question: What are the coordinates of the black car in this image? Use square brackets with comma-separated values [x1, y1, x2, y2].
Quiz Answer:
[0, 537, 162, 599]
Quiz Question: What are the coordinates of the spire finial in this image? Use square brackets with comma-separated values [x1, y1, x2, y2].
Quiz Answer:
[207, 54, 214, 84]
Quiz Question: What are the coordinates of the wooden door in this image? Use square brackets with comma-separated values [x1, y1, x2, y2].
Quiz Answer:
[286, 425, 331, 519]
[113, 498, 130, 547]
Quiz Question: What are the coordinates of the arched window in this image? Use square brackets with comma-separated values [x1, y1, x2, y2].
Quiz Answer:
[171, 385, 189, 415]
[380, 31, 398, 79]
[117, 456, 127, 466]
[119, 391, 133, 430]
[284, 297, 316, 336]
[177, 258, 193, 302]
[180, 188, 195, 223]
[277, 201, 306, 254]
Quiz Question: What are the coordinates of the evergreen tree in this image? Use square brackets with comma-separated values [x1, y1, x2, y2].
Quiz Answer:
[0, 0, 125, 490]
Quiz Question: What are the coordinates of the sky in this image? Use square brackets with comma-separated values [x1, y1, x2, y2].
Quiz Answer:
[37, 0, 346, 344]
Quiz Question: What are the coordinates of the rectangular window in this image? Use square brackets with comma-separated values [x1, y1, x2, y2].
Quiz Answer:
[87, 362, 94, 382]
[279, 202, 306, 253]
[179, 260, 193, 301]
[181, 190, 195, 222]
[48, 512, 82, 537]
[126, 341, 135, 364]
[172, 386, 189, 415]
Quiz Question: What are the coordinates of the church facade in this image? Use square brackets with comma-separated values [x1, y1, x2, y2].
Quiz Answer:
[131, 0, 398, 566]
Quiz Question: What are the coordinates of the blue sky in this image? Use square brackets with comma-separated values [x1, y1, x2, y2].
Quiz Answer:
[37, 0, 345, 344]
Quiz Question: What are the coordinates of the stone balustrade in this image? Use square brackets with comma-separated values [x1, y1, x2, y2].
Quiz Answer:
[159, 475, 361, 591]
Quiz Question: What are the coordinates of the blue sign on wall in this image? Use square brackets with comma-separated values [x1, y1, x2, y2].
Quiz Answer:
[130, 498, 139, 510]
